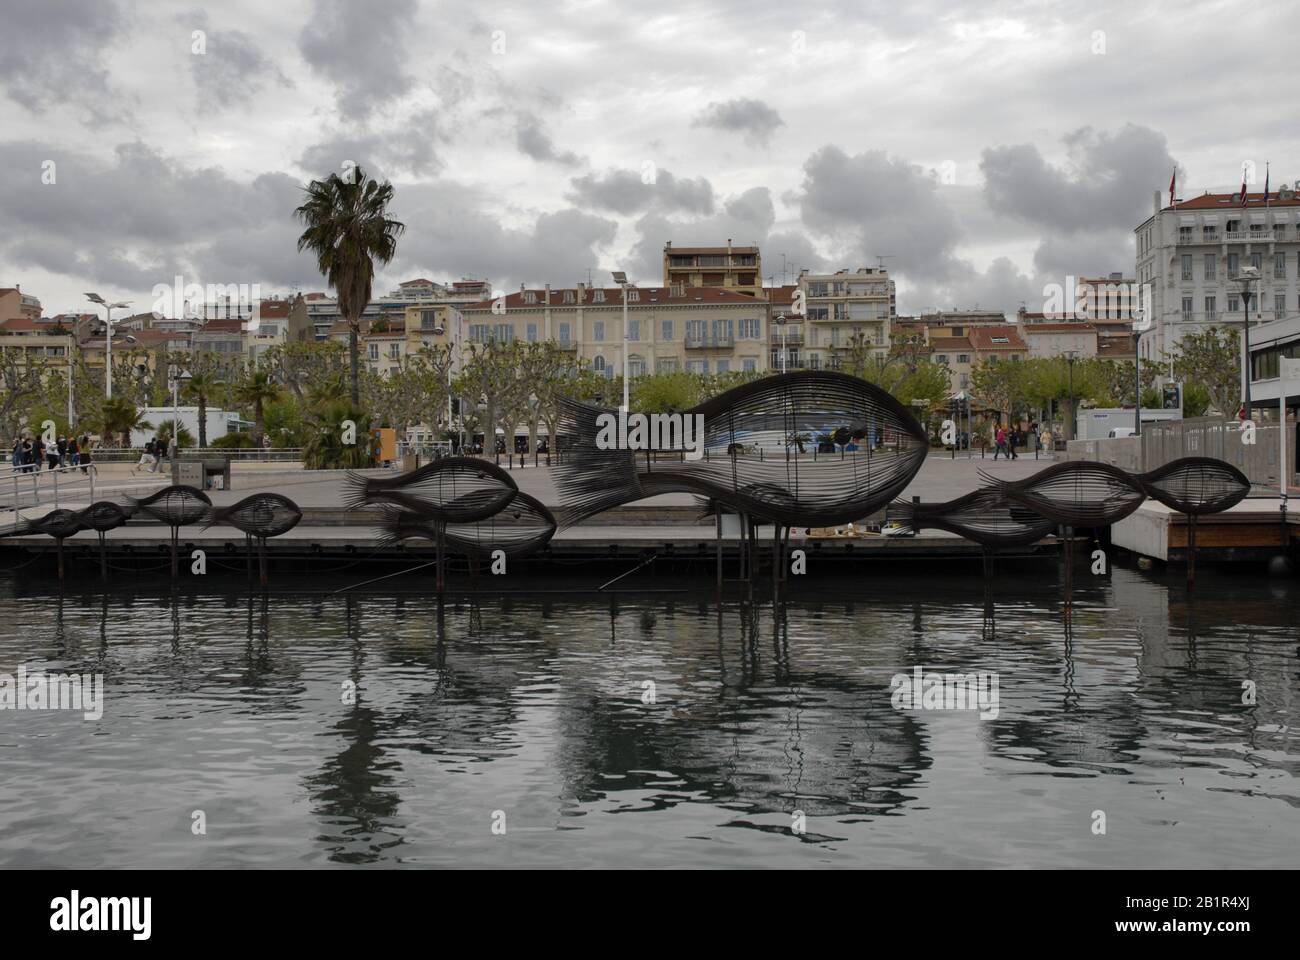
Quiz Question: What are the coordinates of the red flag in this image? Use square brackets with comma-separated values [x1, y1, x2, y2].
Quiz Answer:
[1241, 173, 1249, 207]
[1169, 168, 1176, 206]
[1265, 163, 1270, 208]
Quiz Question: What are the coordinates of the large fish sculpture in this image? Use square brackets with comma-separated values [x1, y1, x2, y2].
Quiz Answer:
[553, 371, 930, 527]
[208, 492, 304, 539]
[126, 485, 213, 526]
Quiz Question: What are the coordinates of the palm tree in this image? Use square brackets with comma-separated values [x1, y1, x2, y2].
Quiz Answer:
[294, 166, 405, 405]
[232, 368, 280, 449]
[183, 369, 221, 447]
[100, 396, 150, 447]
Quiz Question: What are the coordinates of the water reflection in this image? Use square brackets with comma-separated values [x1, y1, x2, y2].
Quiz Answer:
[0, 565, 1296, 868]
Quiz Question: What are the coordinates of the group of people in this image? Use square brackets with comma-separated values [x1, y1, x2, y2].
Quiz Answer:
[9, 434, 93, 473]
[991, 422, 1055, 460]
[132, 436, 176, 475]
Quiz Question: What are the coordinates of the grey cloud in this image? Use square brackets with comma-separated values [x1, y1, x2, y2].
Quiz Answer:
[392, 182, 618, 290]
[187, 12, 291, 112]
[298, 0, 416, 120]
[515, 115, 583, 167]
[625, 187, 775, 282]
[796, 145, 965, 284]
[0, 140, 317, 292]
[0, 0, 126, 121]
[299, 114, 443, 180]
[692, 98, 784, 147]
[567, 168, 715, 216]
[980, 124, 1177, 234]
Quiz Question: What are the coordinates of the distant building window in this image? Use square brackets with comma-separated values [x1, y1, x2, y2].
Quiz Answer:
[742, 358, 756, 372]
[656, 358, 679, 373]
[1204, 295, 1217, 320]
[935, 354, 948, 364]
[628, 319, 640, 341]
[493, 323, 514, 343]
[715, 359, 729, 374]
[368, 343, 379, 360]
[1275, 252, 1287, 279]
[388, 342, 400, 358]
[626, 289, 639, 302]
[469, 324, 490, 342]
[593, 354, 606, 372]
[1181, 254, 1193, 280]
[523, 291, 536, 304]
[593, 321, 605, 341]
[1204, 253, 1216, 280]
[1228, 253, 1239, 277]
[592, 290, 605, 303]
[1181, 297, 1194, 318]
[527, 323, 538, 342]
[563, 290, 575, 304]
[957, 353, 969, 364]
[661, 319, 673, 341]
[558, 322, 571, 342]
[739, 318, 760, 339]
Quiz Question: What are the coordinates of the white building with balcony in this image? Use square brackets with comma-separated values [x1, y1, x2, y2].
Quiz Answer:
[1134, 184, 1300, 368]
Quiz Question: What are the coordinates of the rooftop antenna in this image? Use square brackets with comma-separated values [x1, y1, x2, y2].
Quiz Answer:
[874, 254, 895, 271]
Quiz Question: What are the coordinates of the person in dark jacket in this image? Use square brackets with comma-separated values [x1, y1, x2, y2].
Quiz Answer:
[56, 435, 68, 466]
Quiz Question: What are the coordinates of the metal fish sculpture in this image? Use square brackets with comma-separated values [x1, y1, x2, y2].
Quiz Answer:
[344, 457, 518, 522]
[75, 500, 132, 582]
[126, 485, 213, 526]
[978, 460, 1146, 528]
[126, 485, 213, 578]
[377, 491, 557, 558]
[207, 493, 303, 587]
[1, 509, 86, 580]
[1136, 457, 1250, 515]
[887, 487, 1056, 547]
[553, 371, 930, 528]
[208, 493, 304, 538]
[1135, 456, 1251, 584]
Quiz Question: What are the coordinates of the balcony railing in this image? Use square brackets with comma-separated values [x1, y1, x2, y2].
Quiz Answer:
[769, 329, 804, 343]
[555, 339, 578, 350]
[685, 334, 734, 349]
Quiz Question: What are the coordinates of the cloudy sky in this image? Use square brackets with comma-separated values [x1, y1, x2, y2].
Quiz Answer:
[1, 0, 1296, 318]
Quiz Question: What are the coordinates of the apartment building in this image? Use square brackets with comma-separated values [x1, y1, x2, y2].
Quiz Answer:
[1135, 183, 1300, 366]
[1018, 322, 1099, 360]
[305, 278, 491, 341]
[765, 284, 805, 371]
[926, 324, 1028, 395]
[459, 283, 769, 376]
[797, 267, 896, 371]
[663, 241, 762, 298]
[0, 286, 42, 324]
[0, 315, 75, 376]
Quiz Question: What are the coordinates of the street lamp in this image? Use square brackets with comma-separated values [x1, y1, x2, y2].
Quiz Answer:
[1064, 350, 1078, 441]
[1235, 265, 1261, 420]
[612, 271, 632, 412]
[776, 312, 787, 374]
[1132, 304, 1152, 438]
[169, 365, 192, 452]
[85, 293, 132, 399]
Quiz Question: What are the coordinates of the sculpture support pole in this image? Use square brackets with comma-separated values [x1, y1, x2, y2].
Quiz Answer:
[714, 510, 722, 599]
[436, 523, 446, 594]
[171, 527, 178, 580]
[57, 538, 64, 581]
[1187, 515, 1196, 585]
[99, 531, 107, 582]
[246, 533, 253, 586]
[258, 536, 267, 588]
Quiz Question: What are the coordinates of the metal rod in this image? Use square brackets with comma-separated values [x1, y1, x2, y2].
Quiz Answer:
[597, 553, 656, 592]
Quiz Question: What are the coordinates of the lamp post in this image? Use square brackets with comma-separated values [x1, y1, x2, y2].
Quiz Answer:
[85, 293, 132, 399]
[1064, 350, 1077, 441]
[1132, 305, 1152, 438]
[169, 365, 192, 452]
[776, 312, 787, 373]
[1236, 265, 1260, 420]
[612, 271, 632, 412]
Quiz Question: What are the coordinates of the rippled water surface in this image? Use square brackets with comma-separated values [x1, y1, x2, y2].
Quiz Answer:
[0, 565, 1296, 868]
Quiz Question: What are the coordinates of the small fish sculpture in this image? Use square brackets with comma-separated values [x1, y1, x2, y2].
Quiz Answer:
[344, 457, 518, 522]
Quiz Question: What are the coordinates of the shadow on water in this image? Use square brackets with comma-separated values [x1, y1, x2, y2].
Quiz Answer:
[1, 560, 1296, 867]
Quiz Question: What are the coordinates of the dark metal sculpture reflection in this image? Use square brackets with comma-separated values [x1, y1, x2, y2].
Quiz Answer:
[127, 485, 212, 578]
[208, 492, 304, 587]
[978, 460, 1147, 528]
[887, 487, 1055, 546]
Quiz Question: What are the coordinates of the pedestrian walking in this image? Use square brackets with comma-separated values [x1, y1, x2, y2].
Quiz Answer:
[133, 438, 156, 475]
[56, 435, 68, 467]
[67, 436, 80, 467]
[1040, 426, 1054, 459]
[10, 437, 21, 470]
[993, 425, 1007, 460]
[79, 435, 93, 474]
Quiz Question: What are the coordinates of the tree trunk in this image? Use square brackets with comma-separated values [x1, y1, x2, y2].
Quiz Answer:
[348, 319, 360, 406]
[198, 395, 208, 448]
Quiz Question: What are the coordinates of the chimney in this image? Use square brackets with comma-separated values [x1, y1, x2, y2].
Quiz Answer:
[520, 283, 525, 295]
[665, 241, 672, 250]
[1154, 190, 1161, 216]
[577, 282, 585, 304]
[544, 283, 551, 305]
[727, 238, 732, 255]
